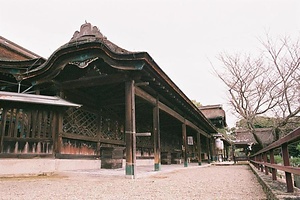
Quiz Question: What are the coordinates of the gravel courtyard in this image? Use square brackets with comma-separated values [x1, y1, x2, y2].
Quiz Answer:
[0, 165, 266, 200]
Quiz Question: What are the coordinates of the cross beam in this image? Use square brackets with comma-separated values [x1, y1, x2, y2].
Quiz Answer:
[61, 73, 128, 89]
[135, 87, 210, 138]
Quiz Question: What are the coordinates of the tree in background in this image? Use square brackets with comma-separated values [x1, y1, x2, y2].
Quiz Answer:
[215, 35, 300, 148]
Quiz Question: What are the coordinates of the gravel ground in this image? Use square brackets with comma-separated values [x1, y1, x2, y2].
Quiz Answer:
[0, 165, 266, 200]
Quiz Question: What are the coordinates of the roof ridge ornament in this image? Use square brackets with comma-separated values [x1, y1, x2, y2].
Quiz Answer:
[68, 22, 133, 54]
[70, 22, 107, 42]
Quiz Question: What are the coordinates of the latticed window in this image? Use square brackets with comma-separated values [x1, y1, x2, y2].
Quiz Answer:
[0, 107, 54, 154]
[63, 108, 98, 137]
[0, 108, 53, 139]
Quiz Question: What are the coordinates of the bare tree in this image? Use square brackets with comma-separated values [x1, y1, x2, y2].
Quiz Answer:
[215, 35, 300, 148]
[262, 36, 300, 137]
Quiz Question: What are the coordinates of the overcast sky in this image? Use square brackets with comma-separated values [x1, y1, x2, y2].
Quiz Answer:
[1, 0, 300, 127]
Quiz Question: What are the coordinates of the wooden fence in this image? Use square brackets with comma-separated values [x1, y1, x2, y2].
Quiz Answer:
[250, 127, 300, 193]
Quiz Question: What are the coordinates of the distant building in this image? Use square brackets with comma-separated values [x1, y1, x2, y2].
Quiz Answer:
[199, 105, 227, 129]
[199, 104, 231, 161]
[233, 128, 275, 154]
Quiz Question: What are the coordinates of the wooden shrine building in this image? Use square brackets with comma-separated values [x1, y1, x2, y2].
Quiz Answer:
[233, 128, 275, 157]
[0, 23, 218, 177]
[199, 105, 231, 161]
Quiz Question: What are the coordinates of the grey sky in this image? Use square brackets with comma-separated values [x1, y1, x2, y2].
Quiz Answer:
[1, 0, 300, 127]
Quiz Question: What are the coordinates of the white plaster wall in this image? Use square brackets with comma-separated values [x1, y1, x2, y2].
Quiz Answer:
[55, 159, 100, 171]
[136, 159, 154, 166]
[0, 158, 154, 177]
[122, 159, 154, 166]
[0, 159, 100, 177]
[0, 159, 55, 177]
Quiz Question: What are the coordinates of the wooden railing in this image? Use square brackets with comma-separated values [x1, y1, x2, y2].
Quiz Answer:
[250, 127, 300, 193]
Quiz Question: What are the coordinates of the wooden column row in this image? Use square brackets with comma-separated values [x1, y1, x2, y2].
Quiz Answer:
[134, 85, 211, 173]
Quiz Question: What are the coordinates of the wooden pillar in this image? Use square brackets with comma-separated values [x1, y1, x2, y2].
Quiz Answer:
[227, 146, 229, 160]
[226, 145, 229, 161]
[96, 114, 102, 156]
[153, 97, 161, 171]
[260, 154, 264, 172]
[55, 111, 63, 156]
[270, 149, 277, 180]
[197, 132, 202, 165]
[182, 122, 188, 167]
[206, 137, 211, 163]
[233, 145, 236, 164]
[51, 111, 57, 156]
[211, 138, 216, 161]
[282, 143, 293, 193]
[0, 108, 8, 153]
[263, 152, 268, 175]
[255, 155, 259, 169]
[125, 80, 136, 178]
[223, 145, 226, 161]
[56, 92, 64, 156]
[51, 110, 62, 156]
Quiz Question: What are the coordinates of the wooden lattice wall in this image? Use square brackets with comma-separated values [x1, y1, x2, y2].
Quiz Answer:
[61, 107, 126, 156]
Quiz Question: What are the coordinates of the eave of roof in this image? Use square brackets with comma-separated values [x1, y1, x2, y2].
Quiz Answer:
[0, 91, 81, 107]
[0, 36, 43, 60]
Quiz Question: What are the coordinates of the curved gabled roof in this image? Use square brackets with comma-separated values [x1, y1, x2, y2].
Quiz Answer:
[0, 36, 42, 60]
[0, 23, 217, 134]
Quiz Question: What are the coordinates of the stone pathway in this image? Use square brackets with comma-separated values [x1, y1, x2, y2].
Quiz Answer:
[0, 163, 267, 200]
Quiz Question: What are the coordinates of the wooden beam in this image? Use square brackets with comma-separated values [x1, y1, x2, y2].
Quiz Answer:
[62, 132, 98, 142]
[250, 160, 300, 175]
[159, 102, 185, 122]
[136, 132, 151, 137]
[185, 120, 210, 138]
[3, 137, 52, 143]
[55, 154, 99, 159]
[135, 87, 210, 138]
[135, 87, 156, 105]
[61, 73, 127, 89]
[62, 132, 125, 145]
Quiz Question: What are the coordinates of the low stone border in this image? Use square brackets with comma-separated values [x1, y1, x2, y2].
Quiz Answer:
[249, 163, 300, 200]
